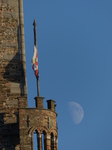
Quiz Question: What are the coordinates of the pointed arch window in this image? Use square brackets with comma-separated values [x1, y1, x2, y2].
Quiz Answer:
[51, 133, 54, 150]
[33, 131, 38, 150]
[33, 130, 47, 150]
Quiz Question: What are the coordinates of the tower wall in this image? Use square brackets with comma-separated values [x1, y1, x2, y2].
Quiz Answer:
[0, 0, 27, 149]
[0, 0, 27, 109]
[19, 108, 58, 150]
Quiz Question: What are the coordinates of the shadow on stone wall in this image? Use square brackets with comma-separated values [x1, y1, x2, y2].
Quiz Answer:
[3, 23, 26, 96]
[3, 52, 22, 83]
[0, 113, 20, 149]
[3, 52, 25, 96]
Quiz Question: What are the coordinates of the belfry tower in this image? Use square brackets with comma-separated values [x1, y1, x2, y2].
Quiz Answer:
[0, 0, 58, 150]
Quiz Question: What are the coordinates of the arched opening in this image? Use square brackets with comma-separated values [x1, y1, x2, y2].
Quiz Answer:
[51, 132, 54, 150]
[33, 131, 38, 150]
[42, 131, 46, 150]
[32, 130, 47, 150]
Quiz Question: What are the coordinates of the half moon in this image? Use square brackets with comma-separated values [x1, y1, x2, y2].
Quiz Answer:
[68, 102, 84, 124]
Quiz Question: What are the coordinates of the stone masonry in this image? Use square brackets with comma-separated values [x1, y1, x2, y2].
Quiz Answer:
[0, 0, 58, 149]
[19, 97, 58, 150]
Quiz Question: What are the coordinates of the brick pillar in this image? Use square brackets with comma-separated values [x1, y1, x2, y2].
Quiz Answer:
[46, 133, 51, 150]
[53, 137, 56, 150]
[18, 97, 27, 108]
[54, 136, 58, 150]
[37, 133, 42, 150]
[47, 100, 56, 112]
[35, 97, 44, 109]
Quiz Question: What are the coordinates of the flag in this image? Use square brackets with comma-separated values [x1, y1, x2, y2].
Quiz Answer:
[31, 46, 38, 77]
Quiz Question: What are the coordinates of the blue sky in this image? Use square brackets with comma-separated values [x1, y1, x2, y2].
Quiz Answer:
[23, 0, 112, 149]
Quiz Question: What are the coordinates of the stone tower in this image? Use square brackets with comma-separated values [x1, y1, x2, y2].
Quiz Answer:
[0, 0, 58, 150]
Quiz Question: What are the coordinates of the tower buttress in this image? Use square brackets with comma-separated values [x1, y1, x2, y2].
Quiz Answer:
[0, 0, 27, 149]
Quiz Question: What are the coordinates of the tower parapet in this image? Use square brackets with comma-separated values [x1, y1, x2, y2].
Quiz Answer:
[19, 98, 58, 150]
[35, 97, 44, 109]
[47, 100, 56, 112]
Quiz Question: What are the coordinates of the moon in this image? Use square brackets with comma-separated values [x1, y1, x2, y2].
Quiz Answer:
[68, 102, 84, 124]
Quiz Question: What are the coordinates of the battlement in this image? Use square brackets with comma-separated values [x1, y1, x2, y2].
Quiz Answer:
[19, 97, 58, 150]
[34, 97, 57, 112]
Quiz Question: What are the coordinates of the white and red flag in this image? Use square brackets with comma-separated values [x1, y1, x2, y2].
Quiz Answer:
[31, 46, 38, 78]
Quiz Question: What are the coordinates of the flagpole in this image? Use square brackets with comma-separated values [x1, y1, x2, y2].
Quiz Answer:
[33, 19, 40, 97]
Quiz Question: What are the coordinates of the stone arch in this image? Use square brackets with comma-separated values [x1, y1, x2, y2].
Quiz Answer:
[28, 126, 48, 136]
[50, 129, 58, 150]
[36, 126, 48, 134]
[28, 126, 49, 150]
[36, 126, 48, 150]
[49, 129, 58, 137]
[28, 126, 36, 135]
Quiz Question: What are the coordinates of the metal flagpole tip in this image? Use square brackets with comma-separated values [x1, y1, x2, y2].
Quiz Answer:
[33, 19, 37, 27]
